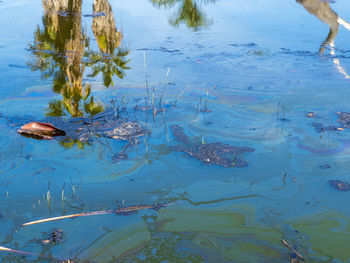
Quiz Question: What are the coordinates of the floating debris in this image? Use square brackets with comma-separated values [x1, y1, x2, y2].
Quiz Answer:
[0, 245, 57, 260]
[23, 203, 174, 226]
[337, 112, 350, 128]
[42, 229, 63, 244]
[200, 108, 212, 113]
[319, 164, 331, 170]
[23, 210, 111, 226]
[281, 239, 304, 261]
[305, 112, 316, 118]
[17, 122, 66, 140]
[309, 112, 350, 133]
[0, 245, 32, 256]
[170, 125, 254, 168]
[103, 121, 150, 141]
[329, 180, 350, 192]
[312, 122, 339, 133]
[17, 109, 150, 143]
[278, 118, 291, 122]
[112, 152, 128, 161]
[170, 124, 190, 144]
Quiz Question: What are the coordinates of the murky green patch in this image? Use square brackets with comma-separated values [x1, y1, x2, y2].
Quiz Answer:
[84, 204, 287, 262]
[291, 212, 350, 261]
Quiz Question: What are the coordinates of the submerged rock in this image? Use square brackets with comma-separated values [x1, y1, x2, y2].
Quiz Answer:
[329, 180, 350, 192]
[170, 124, 254, 168]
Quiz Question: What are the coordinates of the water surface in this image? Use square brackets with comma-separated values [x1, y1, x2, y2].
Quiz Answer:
[1, 0, 350, 262]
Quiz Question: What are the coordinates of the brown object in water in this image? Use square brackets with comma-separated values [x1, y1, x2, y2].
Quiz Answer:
[305, 112, 315, 118]
[329, 180, 350, 192]
[281, 239, 304, 260]
[17, 122, 66, 140]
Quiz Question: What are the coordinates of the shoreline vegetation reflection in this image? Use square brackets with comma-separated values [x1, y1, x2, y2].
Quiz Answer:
[151, 0, 216, 30]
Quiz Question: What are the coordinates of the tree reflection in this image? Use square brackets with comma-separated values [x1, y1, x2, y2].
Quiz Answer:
[151, 0, 215, 30]
[28, 0, 130, 118]
[88, 0, 130, 88]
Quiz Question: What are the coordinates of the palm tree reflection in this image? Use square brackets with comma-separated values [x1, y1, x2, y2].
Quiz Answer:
[28, 0, 130, 118]
[88, 0, 130, 88]
[29, 0, 99, 117]
[151, 0, 215, 30]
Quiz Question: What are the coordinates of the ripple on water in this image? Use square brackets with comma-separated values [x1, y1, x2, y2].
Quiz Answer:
[186, 102, 286, 146]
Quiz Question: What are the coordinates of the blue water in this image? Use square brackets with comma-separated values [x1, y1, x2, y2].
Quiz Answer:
[1, 0, 350, 262]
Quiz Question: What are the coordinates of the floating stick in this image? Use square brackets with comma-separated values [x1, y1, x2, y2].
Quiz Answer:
[23, 210, 113, 226]
[0, 245, 33, 255]
[281, 239, 304, 260]
[23, 203, 174, 226]
[0, 245, 58, 261]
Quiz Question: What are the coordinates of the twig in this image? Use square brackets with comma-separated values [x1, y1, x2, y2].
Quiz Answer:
[0, 245, 33, 255]
[281, 239, 304, 260]
[283, 172, 287, 185]
[0, 245, 60, 261]
[23, 210, 113, 226]
[23, 203, 174, 226]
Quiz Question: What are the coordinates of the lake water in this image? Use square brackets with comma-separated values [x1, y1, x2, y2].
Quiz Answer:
[1, 0, 350, 262]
